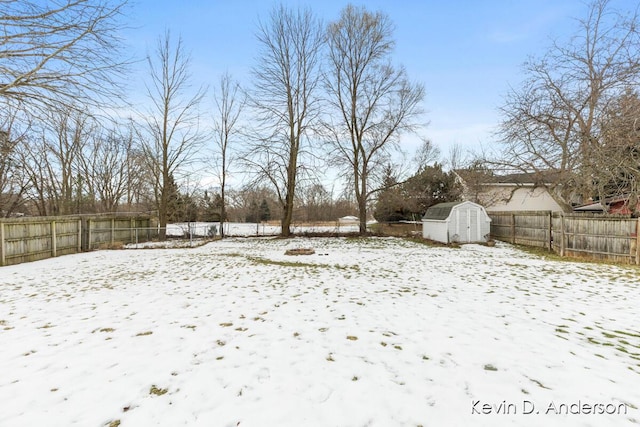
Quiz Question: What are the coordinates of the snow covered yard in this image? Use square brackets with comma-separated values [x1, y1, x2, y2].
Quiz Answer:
[0, 237, 639, 427]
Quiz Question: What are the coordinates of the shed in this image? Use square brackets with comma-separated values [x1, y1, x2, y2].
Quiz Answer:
[338, 215, 359, 224]
[422, 201, 491, 244]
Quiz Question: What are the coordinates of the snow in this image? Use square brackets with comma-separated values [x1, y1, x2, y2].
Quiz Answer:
[1, 236, 639, 427]
[165, 222, 362, 238]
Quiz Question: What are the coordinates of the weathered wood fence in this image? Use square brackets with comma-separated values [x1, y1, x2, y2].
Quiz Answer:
[0, 215, 157, 267]
[490, 211, 640, 264]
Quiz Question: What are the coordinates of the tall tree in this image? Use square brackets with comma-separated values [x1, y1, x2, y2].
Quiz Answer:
[413, 138, 441, 171]
[80, 122, 138, 212]
[325, 5, 425, 234]
[212, 72, 244, 238]
[41, 108, 94, 215]
[596, 88, 640, 212]
[244, 5, 324, 237]
[374, 163, 461, 222]
[494, 0, 640, 211]
[0, 0, 129, 114]
[0, 111, 29, 217]
[140, 31, 206, 239]
[402, 164, 462, 219]
[299, 182, 333, 222]
[373, 165, 404, 222]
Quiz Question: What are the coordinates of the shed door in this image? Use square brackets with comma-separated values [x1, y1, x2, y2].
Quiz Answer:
[470, 207, 479, 241]
[456, 206, 471, 242]
[458, 206, 479, 242]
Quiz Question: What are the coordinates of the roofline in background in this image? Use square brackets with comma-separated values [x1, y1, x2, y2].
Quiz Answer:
[478, 182, 544, 187]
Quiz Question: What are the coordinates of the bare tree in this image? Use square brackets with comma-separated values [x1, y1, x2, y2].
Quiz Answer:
[140, 31, 207, 239]
[413, 138, 441, 170]
[494, 0, 640, 211]
[80, 122, 138, 212]
[226, 185, 278, 224]
[596, 87, 640, 212]
[298, 182, 333, 222]
[212, 72, 244, 238]
[0, 0, 129, 114]
[244, 5, 324, 237]
[0, 110, 30, 216]
[27, 108, 95, 215]
[325, 5, 425, 234]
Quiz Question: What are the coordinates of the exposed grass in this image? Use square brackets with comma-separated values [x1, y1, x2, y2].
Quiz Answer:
[247, 256, 319, 268]
[613, 330, 640, 339]
[149, 385, 168, 396]
[399, 235, 459, 248]
[528, 378, 551, 389]
[37, 323, 55, 329]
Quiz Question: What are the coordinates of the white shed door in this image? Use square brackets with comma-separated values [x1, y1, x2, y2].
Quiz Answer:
[456, 206, 480, 242]
[470, 208, 478, 241]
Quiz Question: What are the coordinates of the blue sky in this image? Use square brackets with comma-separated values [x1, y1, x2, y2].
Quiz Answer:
[122, 0, 617, 160]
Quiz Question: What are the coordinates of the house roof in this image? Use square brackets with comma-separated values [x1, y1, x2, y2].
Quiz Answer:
[574, 194, 635, 212]
[573, 202, 603, 212]
[495, 172, 543, 184]
[422, 201, 464, 220]
[454, 169, 564, 186]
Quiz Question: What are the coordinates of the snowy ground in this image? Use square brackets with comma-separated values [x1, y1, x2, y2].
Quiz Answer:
[1, 237, 639, 427]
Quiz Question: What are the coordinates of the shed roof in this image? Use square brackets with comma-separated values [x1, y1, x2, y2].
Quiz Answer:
[422, 201, 464, 220]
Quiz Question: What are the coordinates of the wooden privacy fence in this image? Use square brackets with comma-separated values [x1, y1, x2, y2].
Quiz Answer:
[489, 211, 640, 264]
[0, 215, 157, 267]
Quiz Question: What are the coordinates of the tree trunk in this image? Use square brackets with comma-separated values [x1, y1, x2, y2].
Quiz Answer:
[281, 143, 297, 237]
[220, 192, 226, 239]
[159, 171, 168, 241]
[358, 196, 367, 234]
[354, 163, 368, 235]
[281, 189, 294, 237]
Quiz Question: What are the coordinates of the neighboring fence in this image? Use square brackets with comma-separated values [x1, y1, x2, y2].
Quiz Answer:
[0, 215, 157, 267]
[83, 216, 158, 251]
[489, 211, 640, 264]
[490, 211, 554, 249]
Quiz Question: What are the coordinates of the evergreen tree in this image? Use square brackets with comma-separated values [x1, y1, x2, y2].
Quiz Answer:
[259, 198, 271, 222]
[374, 164, 462, 222]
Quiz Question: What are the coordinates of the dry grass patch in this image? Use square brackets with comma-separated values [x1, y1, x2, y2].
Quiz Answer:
[284, 248, 315, 256]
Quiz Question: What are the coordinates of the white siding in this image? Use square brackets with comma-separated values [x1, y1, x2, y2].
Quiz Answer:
[481, 186, 563, 212]
[422, 220, 449, 243]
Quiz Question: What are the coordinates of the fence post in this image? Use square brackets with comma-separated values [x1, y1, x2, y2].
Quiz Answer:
[548, 211, 553, 251]
[0, 221, 5, 266]
[636, 219, 640, 265]
[87, 219, 92, 251]
[78, 219, 82, 253]
[111, 218, 115, 245]
[560, 213, 565, 257]
[51, 220, 57, 258]
[510, 213, 516, 244]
